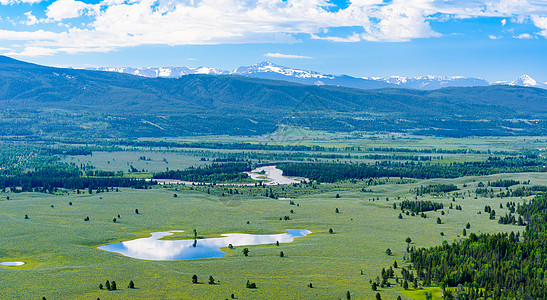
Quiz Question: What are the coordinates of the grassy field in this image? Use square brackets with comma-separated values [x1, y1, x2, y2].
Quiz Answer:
[1, 170, 544, 299]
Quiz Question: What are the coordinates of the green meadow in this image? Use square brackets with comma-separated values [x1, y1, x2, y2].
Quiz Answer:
[1, 170, 543, 299]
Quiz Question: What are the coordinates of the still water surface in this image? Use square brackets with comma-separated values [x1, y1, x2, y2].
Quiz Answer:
[98, 229, 311, 260]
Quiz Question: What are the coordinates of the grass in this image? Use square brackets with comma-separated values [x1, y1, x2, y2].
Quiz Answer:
[0, 171, 542, 299]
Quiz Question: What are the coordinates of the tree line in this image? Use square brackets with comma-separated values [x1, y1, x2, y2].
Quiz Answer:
[278, 156, 547, 183]
[409, 193, 547, 299]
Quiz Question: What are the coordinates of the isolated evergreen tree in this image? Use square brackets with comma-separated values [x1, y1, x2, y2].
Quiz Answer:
[279, 251, 284, 257]
[346, 290, 351, 299]
[372, 282, 377, 291]
[99, 283, 103, 290]
[208, 276, 215, 284]
[192, 274, 198, 284]
[242, 248, 249, 257]
[403, 280, 409, 290]
[437, 217, 442, 224]
[466, 222, 471, 229]
[128, 280, 135, 289]
[329, 228, 334, 234]
[111, 281, 117, 290]
[105, 280, 111, 291]
[376, 292, 382, 300]
[135, 209, 139, 214]
[386, 248, 392, 255]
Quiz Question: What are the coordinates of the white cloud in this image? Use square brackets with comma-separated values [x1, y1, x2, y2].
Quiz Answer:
[0, 0, 43, 5]
[22, 11, 38, 26]
[0, 0, 546, 55]
[46, 0, 95, 22]
[489, 34, 501, 39]
[264, 52, 312, 59]
[513, 33, 533, 39]
[311, 32, 361, 42]
[5, 46, 58, 56]
[532, 15, 547, 37]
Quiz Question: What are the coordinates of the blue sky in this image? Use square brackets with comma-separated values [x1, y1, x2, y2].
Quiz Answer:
[0, 0, 546, 82]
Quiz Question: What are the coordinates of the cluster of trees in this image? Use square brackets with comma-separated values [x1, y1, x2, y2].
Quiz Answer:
[153, 162, 252, 183]
[278, 156, 546, 183]
[408, 193, 547, 299]
[413, 184, 458, 195]
[497, 185, 547, 198]
[488, 179, 521, 187]
[498, 213, 525, 225]
[0, 164, 154, 191]
[399, 200, 444, 213]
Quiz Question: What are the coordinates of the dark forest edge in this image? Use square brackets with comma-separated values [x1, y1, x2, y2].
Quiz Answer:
[373, 193, 547, 299]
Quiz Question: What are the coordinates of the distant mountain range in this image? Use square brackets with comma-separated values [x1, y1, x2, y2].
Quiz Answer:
[0, 55, 546, 138]
[88, 62, 547, 90]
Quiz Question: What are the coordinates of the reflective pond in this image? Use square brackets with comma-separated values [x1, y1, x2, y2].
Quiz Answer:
[98, 229, 311, 260]
[0, 261, 25, 266]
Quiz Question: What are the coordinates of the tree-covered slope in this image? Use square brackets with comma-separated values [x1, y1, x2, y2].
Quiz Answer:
[0, 56, 545, 137]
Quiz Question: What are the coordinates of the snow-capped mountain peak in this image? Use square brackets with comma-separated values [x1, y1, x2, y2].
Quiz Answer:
[234, 62, 334, 80]
[513, 74, 538, 86]
[493, 74, 546, 88]
[85, 64, 545, 90]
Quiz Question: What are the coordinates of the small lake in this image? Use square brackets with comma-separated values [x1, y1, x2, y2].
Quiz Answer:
[98, 229, 311, 260]
[0, 261, 25, 266]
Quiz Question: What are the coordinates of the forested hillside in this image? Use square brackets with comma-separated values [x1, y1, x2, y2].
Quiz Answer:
[0, 56, 546, 137]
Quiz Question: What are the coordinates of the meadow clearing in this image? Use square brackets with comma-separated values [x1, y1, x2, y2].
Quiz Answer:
[1, 170, 542, 299]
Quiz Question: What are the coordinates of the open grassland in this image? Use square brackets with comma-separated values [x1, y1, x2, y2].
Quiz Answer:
[61, 133, 547, 177]
[1, 172, 545, 299]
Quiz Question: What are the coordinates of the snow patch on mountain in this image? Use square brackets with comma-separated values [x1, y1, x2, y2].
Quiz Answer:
[494, 75, 547, 89]
[86, 63, 545, 90]
[234, 62, 335, 79]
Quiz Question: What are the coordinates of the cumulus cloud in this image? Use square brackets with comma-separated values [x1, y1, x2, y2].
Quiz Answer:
[264, 53, 312, 59]
[532, 15, 547, 37]
[22, 11, 38, 26]
[0, 0, 546, 55]
[513, 33, 533, 39]
[46, 0, 95, 22]
[501, 18, 507, 26]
